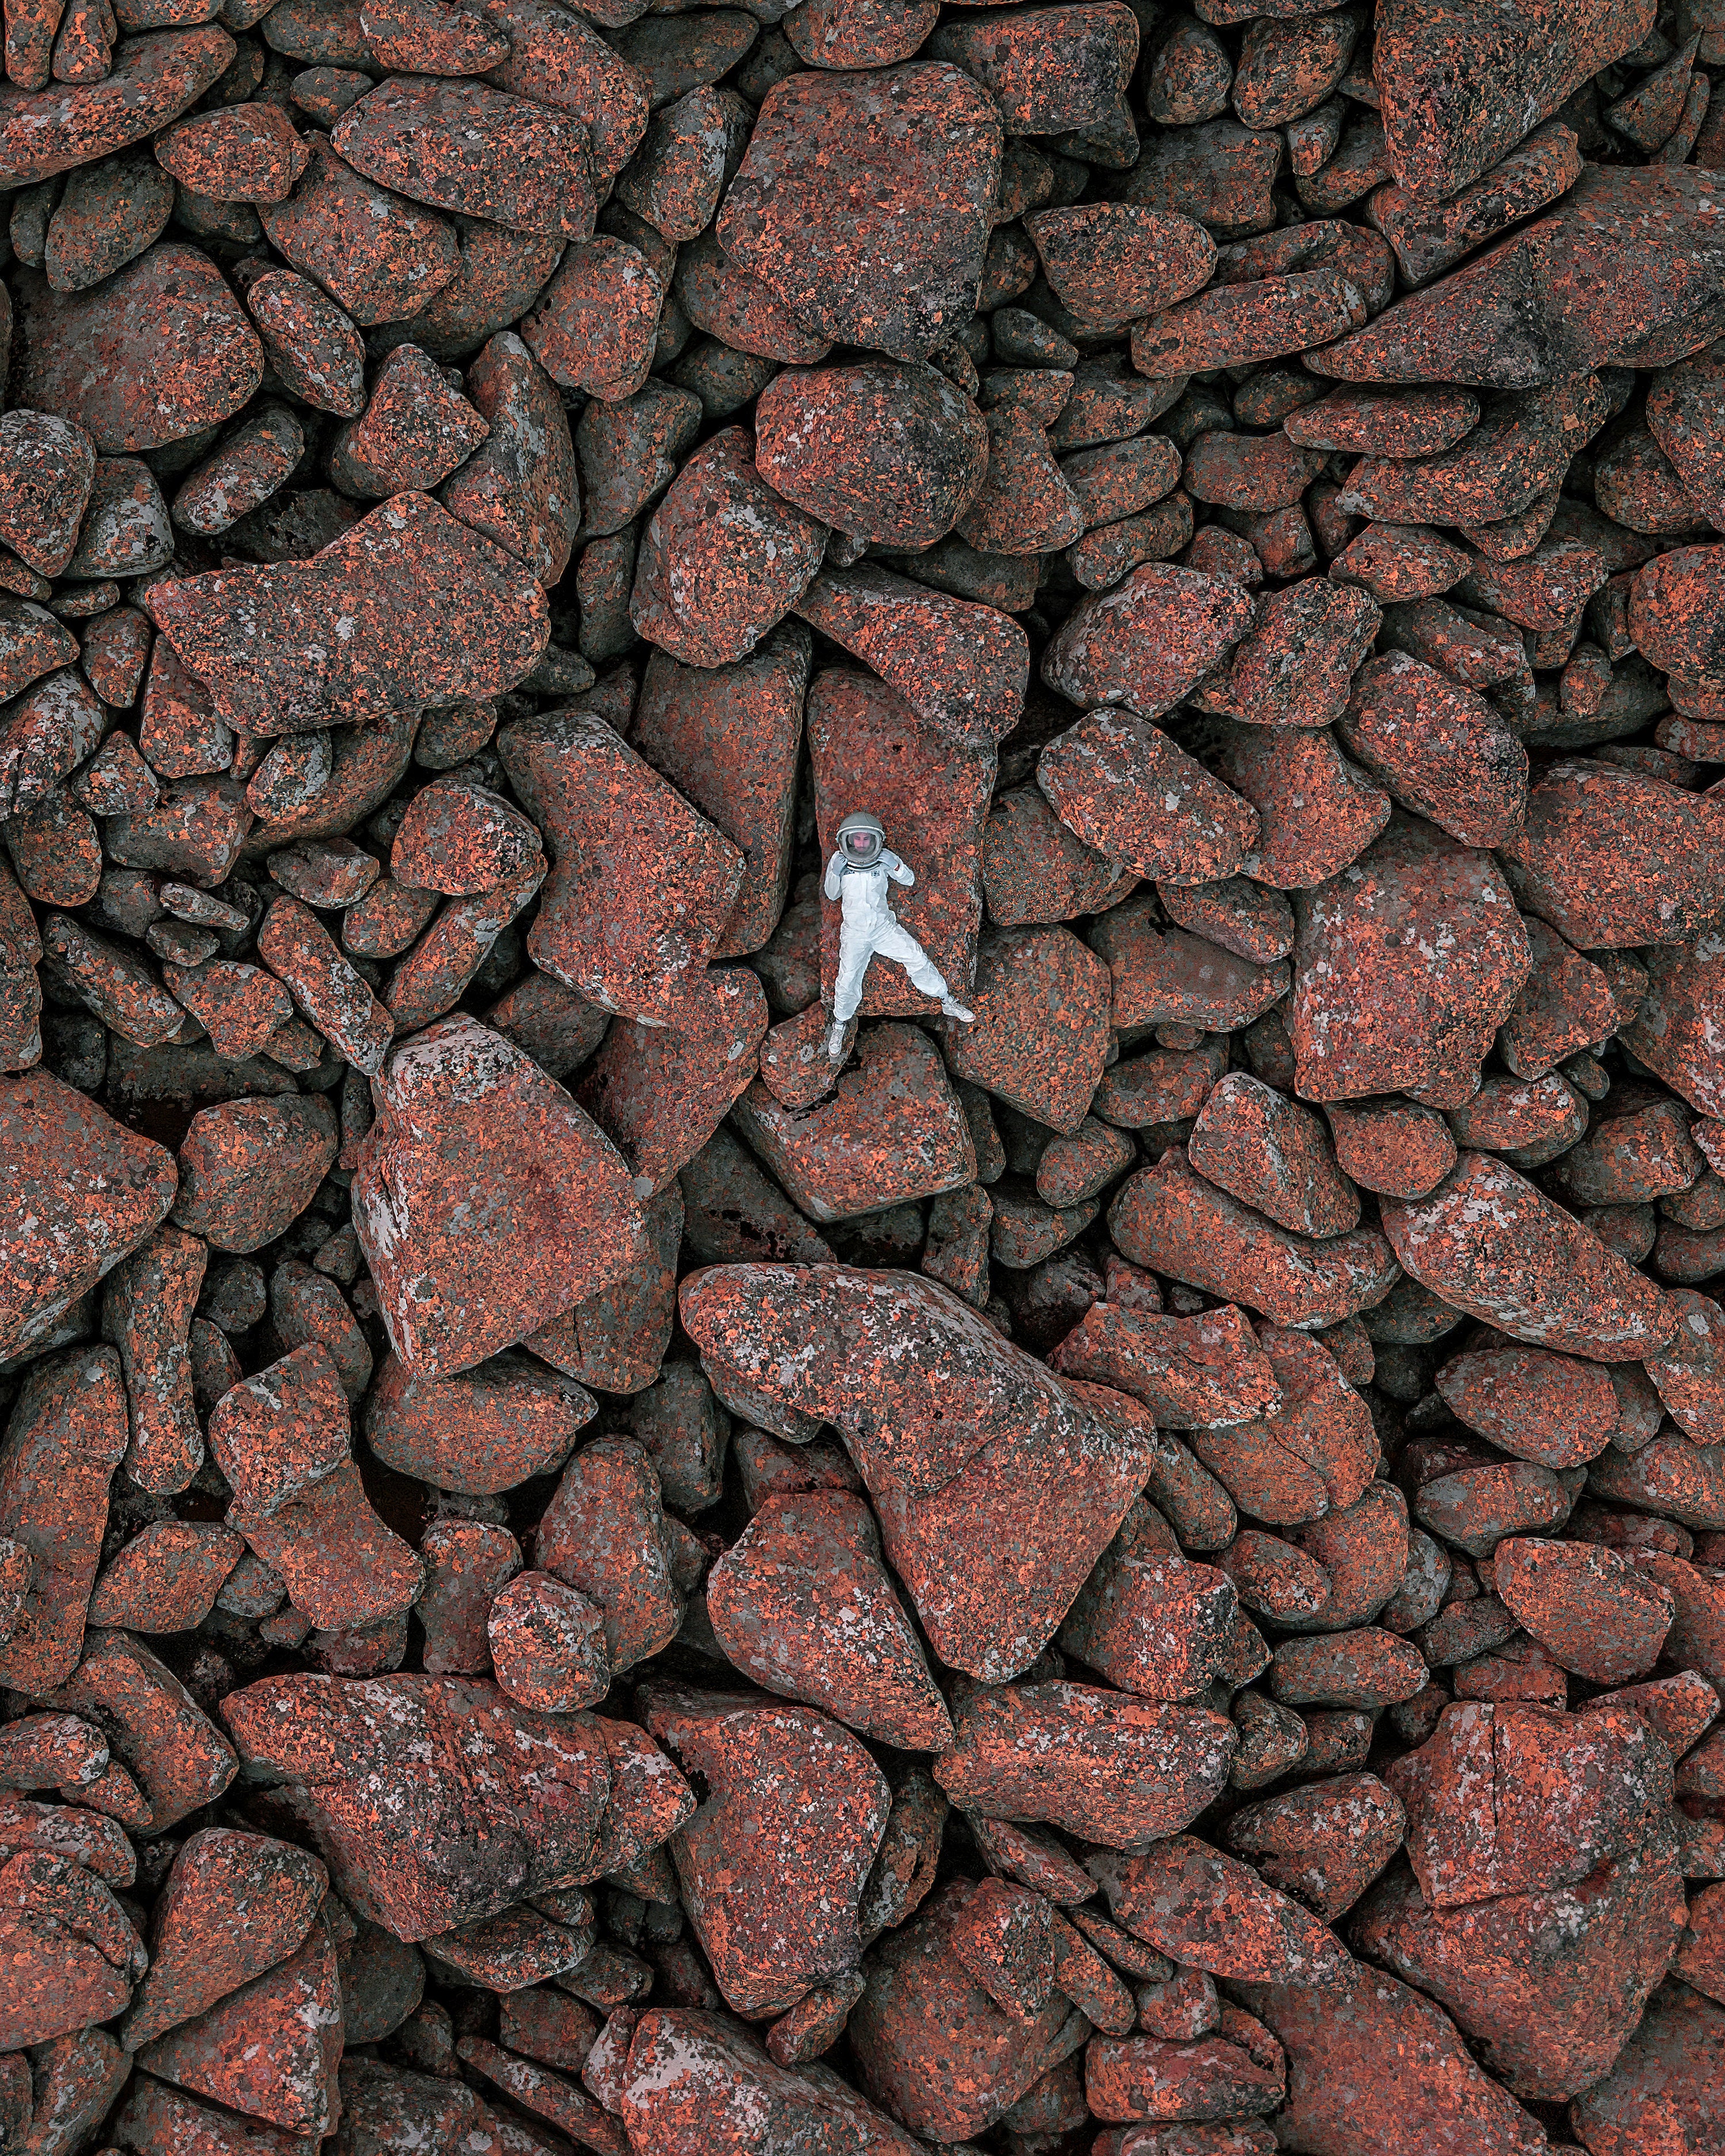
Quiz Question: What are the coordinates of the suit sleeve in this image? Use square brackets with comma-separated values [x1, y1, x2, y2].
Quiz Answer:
[884, 851, 915, 887]
[823, 853, 846, 901]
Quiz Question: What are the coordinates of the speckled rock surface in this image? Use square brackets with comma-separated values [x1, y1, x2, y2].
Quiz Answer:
[6, 7, 1725, 2146]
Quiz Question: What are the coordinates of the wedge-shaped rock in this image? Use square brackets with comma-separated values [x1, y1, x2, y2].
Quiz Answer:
[1109, 1149, 1400, 1330]
[0, 1347, 129, 1692]
[1313, 163, 1725, 390]
[849, 1881, 1086, 2143]
[1354, 1827, 1685, 2101]
[1233, 1963, 1550, 2156]
[1048, 1301, 1281, 1429]
[624, 2007, 917, 2155]
[1374, 0, 1657, 204]
[1088, 1833, 1354, 1988]
[716, 62, 1002, 362]
[707, 1493, 953, 1750]
[1289, 814, 1531, 1102]
[0, 31, 237, 187]
[935, 1681, 1235, 1851]
[1385, 1700, 1673, 1909]
[1, 1070, 176, 1362]
[794, 564, 1026, 744]
[121, 1826, 328, 2050]
[352, 1014, 644, 1379]
[133, 1915, 343, 2138]
[1497, 751, 1725, 949]
[639, 1683, 889, 2016]
[498, 702, 745, 1025]
[680, 1263, 1156, 1678]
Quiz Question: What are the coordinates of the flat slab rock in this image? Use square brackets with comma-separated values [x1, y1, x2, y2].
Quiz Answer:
[147, 493, 550, 734]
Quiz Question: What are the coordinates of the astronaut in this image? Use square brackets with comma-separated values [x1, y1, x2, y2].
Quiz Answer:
[823, 809, 973, 1060]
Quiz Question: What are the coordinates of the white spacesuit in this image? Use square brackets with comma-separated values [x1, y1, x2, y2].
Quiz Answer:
[823, 810, 973, 1060]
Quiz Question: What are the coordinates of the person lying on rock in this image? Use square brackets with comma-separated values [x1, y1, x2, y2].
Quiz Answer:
[823, 808, 974, 1061]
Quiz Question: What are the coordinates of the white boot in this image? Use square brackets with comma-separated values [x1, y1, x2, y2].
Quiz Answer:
[941, 996, 974, 1023]
[827, 1021, 848, 1062]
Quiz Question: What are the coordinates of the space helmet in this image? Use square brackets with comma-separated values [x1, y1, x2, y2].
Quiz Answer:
[835, 809, 885, 867]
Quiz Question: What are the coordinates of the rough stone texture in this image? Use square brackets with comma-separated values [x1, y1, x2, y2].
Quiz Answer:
[148, 493, 550, 736]
[352, 1015, 644, 1378]
[707, 1492, 953, 1749]
[498, 700, 746, 1026]
[638, 1683, 888, 2013]
[7, 14, 1725, 2146]
[717, 63, 1002, 362]
[219, 1672, 623, 1940]
[1289, 816, 1532, 1105]
[0, 1348, 128, 1691]
[1383, 1152, 1675, 1359]
[2, 1069, 177, 1360]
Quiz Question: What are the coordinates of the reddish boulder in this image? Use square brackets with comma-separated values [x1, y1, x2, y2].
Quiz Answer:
[934, 1680, 1235, 1849]
[365, 1349, 595, 1495]
[1387, 1700, 1673, 1910]
[151, 493, 546, 735]
[625, 2005, 918, 2151]
[640, 1682, 888, 2014]
[849, 1879, 1086, 2142]
[630, 428, 826, 667]
[132, 1915, 343, 2139]
[1492, 1536, 1674, 1684]
[1434, 1346, 1620, 1468]
[0, 1847, 145, 2050]
[1109, 1148, 1399, 1331]
[632, 625, 807, 960]
[1038, 709, 1259, 885]
[1355, 1829, 1685, 2103]
[1233, 1963, 1548, 2156]
[1224, 1771, 1407, 1921]
[498, 701, 746, 1026]
[731, 1022, 977, 1223]
[681, 1263, 1157, 1679]
[0, 1348, 129, 1693]
[1090, 1833, 1351, 1988]
[1382, 1152, 1676, 1360]
[14, 244, 260, 452]
[0, 1069, 177, 1361]
[1041, 562, 1257, 719]
[716, 62, 1002, 361]
[706, 1492, 952, 1750]
[1498, 752, 1725, 950]
[534, 1435, 684, 1673]
[352, 1015, 644, 1378]
[1569, 1979, 1725, 2156]
[220, 1673, 620, 1940]
[122, 1826, 328, 2049]
[1289, 815, 1531, 1104]
[942, 925, 1111, 1135]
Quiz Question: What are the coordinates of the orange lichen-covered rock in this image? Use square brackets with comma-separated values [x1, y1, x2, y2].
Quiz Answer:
[352, 1014, 644, 1378]
[933, 1680, 1235, 1848]
[717, 62, 1002, 362]
[1, 1069, 176, 1360]
[639, 1682, 888, 2015]
[1382, 1153, 1675, 1360]
[219, 1672, 620, 1940]
[706, 1492, 953, 1749]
